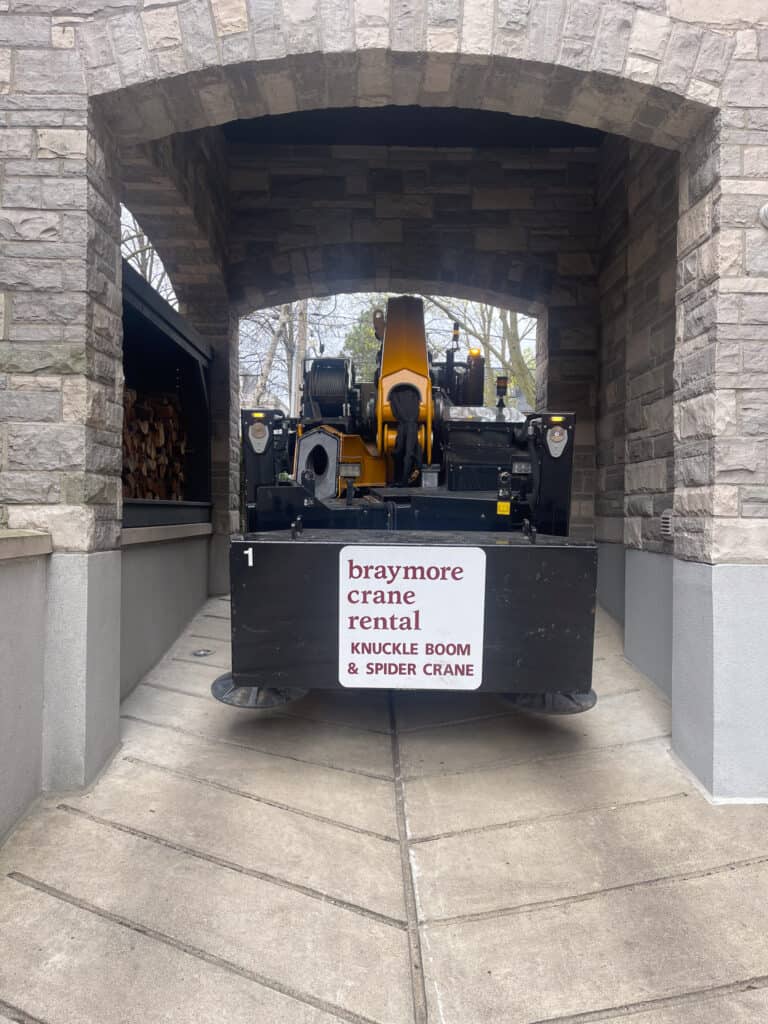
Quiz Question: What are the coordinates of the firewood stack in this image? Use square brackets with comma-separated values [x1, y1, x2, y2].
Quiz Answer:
[122, 388, 187, 500]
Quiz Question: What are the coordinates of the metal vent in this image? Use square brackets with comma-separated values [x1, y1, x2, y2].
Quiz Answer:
[660, 508, 675, 540]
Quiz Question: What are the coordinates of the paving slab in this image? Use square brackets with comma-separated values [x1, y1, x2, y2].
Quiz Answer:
[403, 738, 691, 838]
[120, 716, 398, 837]
[122, 681, 395, 777]
[5, 605, 768, 1024]
[64, 756, 406, 923]
[394, 691, 513, 732]
[169, 631, 231, 670]
[599, 988, 768, 1023]
[412, 791, 768, 921]
[187, 611, 232, 641]
[398, 688, 670, 777]
[145, 662, 393, 733]
[0, 877, 343, 1024]
[141, 654, 221, 690]
[420, 861, 768, 1024]
[0, 809, 413, 1024]
[280, 689, 393, 733]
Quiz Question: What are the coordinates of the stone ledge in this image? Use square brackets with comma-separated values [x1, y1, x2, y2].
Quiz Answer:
[0, 529, 53, 562]
[121, 523, 213, 547]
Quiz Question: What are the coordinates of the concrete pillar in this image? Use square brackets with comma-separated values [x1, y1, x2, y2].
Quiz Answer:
[672, 114, 768, 799]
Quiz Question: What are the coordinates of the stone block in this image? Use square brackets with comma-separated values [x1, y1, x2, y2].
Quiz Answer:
[629, 11, 670, 59]
[676, 450, 713, 488]
[474, 225, 526, 251]
[623, 516, 643, 547]
[62, 472, 121, 506]
[714, 438, 764, 482]
[741, 294, 768, 324]
[0, 471, 60, 503]
[737, 389, 768, 436]
[694, 31, 733, 85]
[734, 29, 758, 59]
[686, 78, 719, 106]
[142, 8, 182, 50]
[13, 48, 86, 93]
[742, 343, 768, 374]
[211, 0, 249, 36]
[52, 18, 76, 49]
[741, 486, 768, 518]
[7, 424, 86, 472]
[658, 23, 701, 92]
[593, 3, 634, 74]
[742, 148, 768, 176]
[675, 484, 739, 518]
[625, 458, 669, 494]
[177, 0, 219, 68]
[625, 55, 658, 84]
[0, 14, 51, 46]
[458, 1, 492, 51]
[712, 519, 768, 563]
[676, 393, 715, 440]
[7, 504, 96, 551]
[0, 130, 34, 159]
[677, 194, 712, 256]
[723, 61, 768, 107]
[0, 47, 9, 94]
[0, 211, 59, 242]
[375, 194, 432, 218]
[0, 389, 61, 423]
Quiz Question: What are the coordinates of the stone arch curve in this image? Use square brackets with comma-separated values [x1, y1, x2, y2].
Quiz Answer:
[91, 45, 718, 154]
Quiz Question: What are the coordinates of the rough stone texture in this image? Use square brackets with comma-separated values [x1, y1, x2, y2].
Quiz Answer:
[0, 0, 761, 563]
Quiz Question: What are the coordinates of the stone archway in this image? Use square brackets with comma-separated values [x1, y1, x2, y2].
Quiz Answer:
[3, 0, 766, 800]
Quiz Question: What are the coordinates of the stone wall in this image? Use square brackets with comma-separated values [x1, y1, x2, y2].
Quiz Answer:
[596, 137, 679, 555]
[2, 0, 762, 563]
[624, 143, 678, 553]
[596, 136, 629, 548]
[675, 108, 768, 565]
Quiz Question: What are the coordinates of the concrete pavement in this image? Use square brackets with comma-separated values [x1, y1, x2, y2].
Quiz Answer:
[1, 602, 768, 1023]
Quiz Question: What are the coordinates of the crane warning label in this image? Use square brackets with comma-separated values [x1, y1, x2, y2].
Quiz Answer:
[338, 545, 486, 689]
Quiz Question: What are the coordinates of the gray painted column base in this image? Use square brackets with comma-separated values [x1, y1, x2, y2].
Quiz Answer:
[673, 560, 768, 801]
[208, 532, 230, 596]
[625, 549, 673, 699]
[42, 551, 121, 791]
[597, 541, 625, 624]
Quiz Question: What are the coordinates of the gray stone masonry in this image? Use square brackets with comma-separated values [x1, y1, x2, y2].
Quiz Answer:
[1, 0, 766, 563]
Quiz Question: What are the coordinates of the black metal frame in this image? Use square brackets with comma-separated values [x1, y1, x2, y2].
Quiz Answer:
[121, 261, 213, 529]
[228, 530, 597, 694]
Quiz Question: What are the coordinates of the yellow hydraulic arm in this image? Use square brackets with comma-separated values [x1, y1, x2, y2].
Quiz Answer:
[376, 296, 433, 465]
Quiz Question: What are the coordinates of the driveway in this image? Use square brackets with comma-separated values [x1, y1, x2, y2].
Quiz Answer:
[1, 602, 767, 1024]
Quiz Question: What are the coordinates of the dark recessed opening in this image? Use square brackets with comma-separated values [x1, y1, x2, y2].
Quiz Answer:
[222, 105, 605, 149]
[308, 444, 329, 477]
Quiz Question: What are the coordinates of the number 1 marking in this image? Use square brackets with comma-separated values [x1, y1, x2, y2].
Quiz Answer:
[243, 546, 254, 568]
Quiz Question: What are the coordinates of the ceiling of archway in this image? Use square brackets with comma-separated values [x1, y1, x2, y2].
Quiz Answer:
[221, 106, 605, 149]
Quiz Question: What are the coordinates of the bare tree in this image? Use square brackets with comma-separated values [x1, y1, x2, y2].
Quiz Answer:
[238, 292, 539, 413]
[423, 295, 537, 407]
[239, 296, 364, 412]
[240, 305, 292, 409]
[120, 205, 178, 309]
